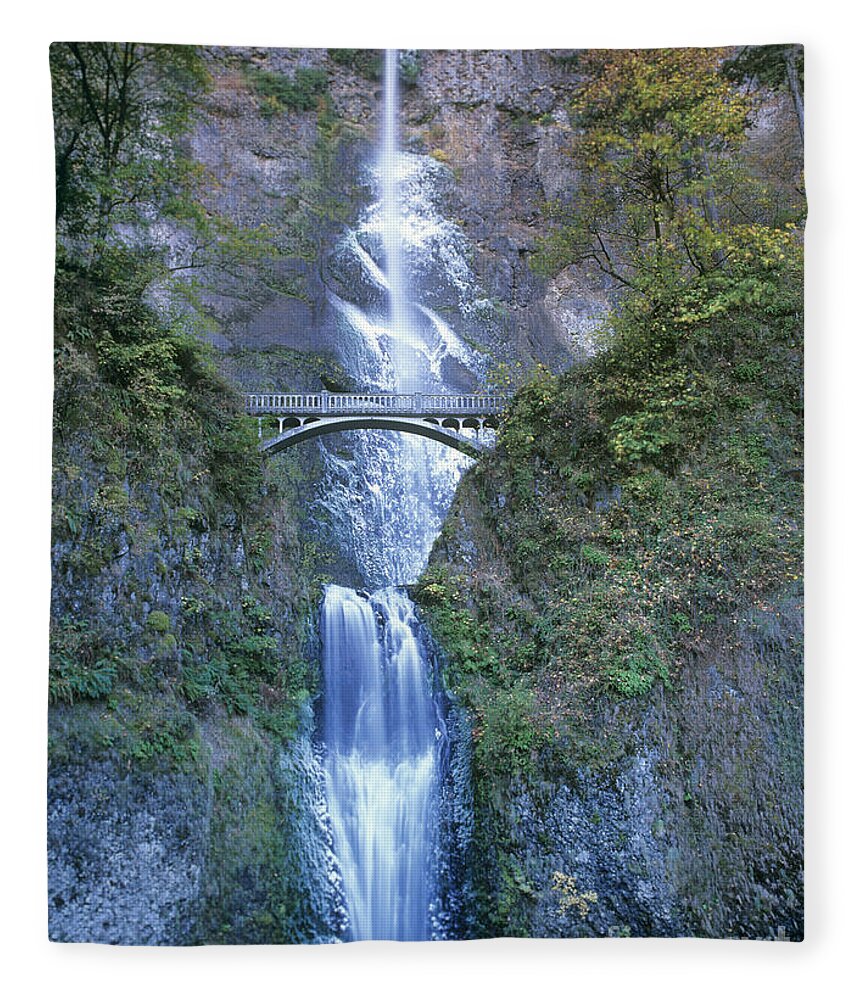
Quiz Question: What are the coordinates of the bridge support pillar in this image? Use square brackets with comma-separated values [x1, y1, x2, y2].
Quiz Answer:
[257, 417, 262, 440]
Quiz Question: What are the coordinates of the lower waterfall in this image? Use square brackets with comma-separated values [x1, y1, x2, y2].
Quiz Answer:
[321, 585, 445, 940]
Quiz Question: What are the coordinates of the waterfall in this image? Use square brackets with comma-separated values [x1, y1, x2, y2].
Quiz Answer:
[314, 50, 481, 940]
[322, 587, 444, 940]
[315, 51, 487, 586]
[380, 48, 415, 391]
[318, 49, 472, 941]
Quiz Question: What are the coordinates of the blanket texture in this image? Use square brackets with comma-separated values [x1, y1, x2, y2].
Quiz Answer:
[48, 44, 804, 943]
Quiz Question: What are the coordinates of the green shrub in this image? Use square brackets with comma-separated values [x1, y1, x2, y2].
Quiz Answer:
[581, 543, 611, 567]
[604, 633, 669, 698]
[175, 506, 206, 531]
[88, 482, 129, 524]
[50, 656, 117, 705]
[49, 618, 118, 704]
[610, 411, 680, 465]
[208, 415, 264, 508]
[146, 610, 171, 633]
[128, 716, 200, 770]
[178, 656, 215, 704]
[245, 65, 329, 113]
[668, 612, 693, 635]
[414, 574, 499, 682]
[475, 683, 543, 776]
[399, 51, 420, 86]
[328, 48, 381, 79]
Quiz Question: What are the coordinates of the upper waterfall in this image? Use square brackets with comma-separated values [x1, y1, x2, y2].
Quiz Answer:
[315, 49, 484, 588]
[380, 48, 415, 391]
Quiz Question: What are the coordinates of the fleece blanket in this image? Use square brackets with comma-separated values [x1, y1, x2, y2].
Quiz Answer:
[48, 44, 804, 943]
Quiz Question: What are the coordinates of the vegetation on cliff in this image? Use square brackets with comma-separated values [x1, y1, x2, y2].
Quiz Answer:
[48, 42, 806, 943]
[50, 43, 317, 743]
[416, 46, 804, 938]
[49, 43, 346, 943]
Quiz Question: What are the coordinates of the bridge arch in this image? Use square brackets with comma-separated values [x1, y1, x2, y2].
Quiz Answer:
[260, 414, 488, 458]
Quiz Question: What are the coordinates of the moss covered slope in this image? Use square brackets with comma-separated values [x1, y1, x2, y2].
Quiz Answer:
[416, 255, 803, 940]
[48, 248, 341, 943]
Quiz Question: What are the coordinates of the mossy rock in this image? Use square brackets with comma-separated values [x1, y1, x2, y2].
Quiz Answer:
[146, 610, 171, 633]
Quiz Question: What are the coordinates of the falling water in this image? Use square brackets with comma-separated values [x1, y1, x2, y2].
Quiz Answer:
[316, 97, 481, 585]
[319, 49, 471, 941]
[380, 48, 415, 390]
[322, 587, 444, 940]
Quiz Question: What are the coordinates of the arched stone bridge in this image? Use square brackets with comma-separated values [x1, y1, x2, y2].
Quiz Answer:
[244, 392, 507, 458]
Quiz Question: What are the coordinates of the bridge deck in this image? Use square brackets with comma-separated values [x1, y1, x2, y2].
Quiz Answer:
[244, 391, 507, 417]
[245, 391, 506, 457]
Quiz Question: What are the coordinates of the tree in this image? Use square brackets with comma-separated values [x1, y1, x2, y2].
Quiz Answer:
[534, 45, 803, 421]
[52, 45, 286, 295]
[723, 44, 804, 143]
[536, 49, 752, 290]
[50, 43, 209, 245]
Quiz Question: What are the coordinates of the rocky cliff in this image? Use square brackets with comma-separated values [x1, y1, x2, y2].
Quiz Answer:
[169, 47, 606, 376]
[48, 305, 342, 941]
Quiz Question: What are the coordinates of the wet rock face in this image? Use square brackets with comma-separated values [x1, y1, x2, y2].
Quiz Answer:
[420, 469, 803, 940]
[175, 48, 608, 374]
[179, 49, 375, 356]
[47, 733, 343, 946]
[500, 759, 681, 938]
[48, 762, 210, 944]
[431, 662, 478, 940]
[402, 50, 607, 368]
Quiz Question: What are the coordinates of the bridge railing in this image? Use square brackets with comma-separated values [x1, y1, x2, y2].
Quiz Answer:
[244, 392, 508, 416]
